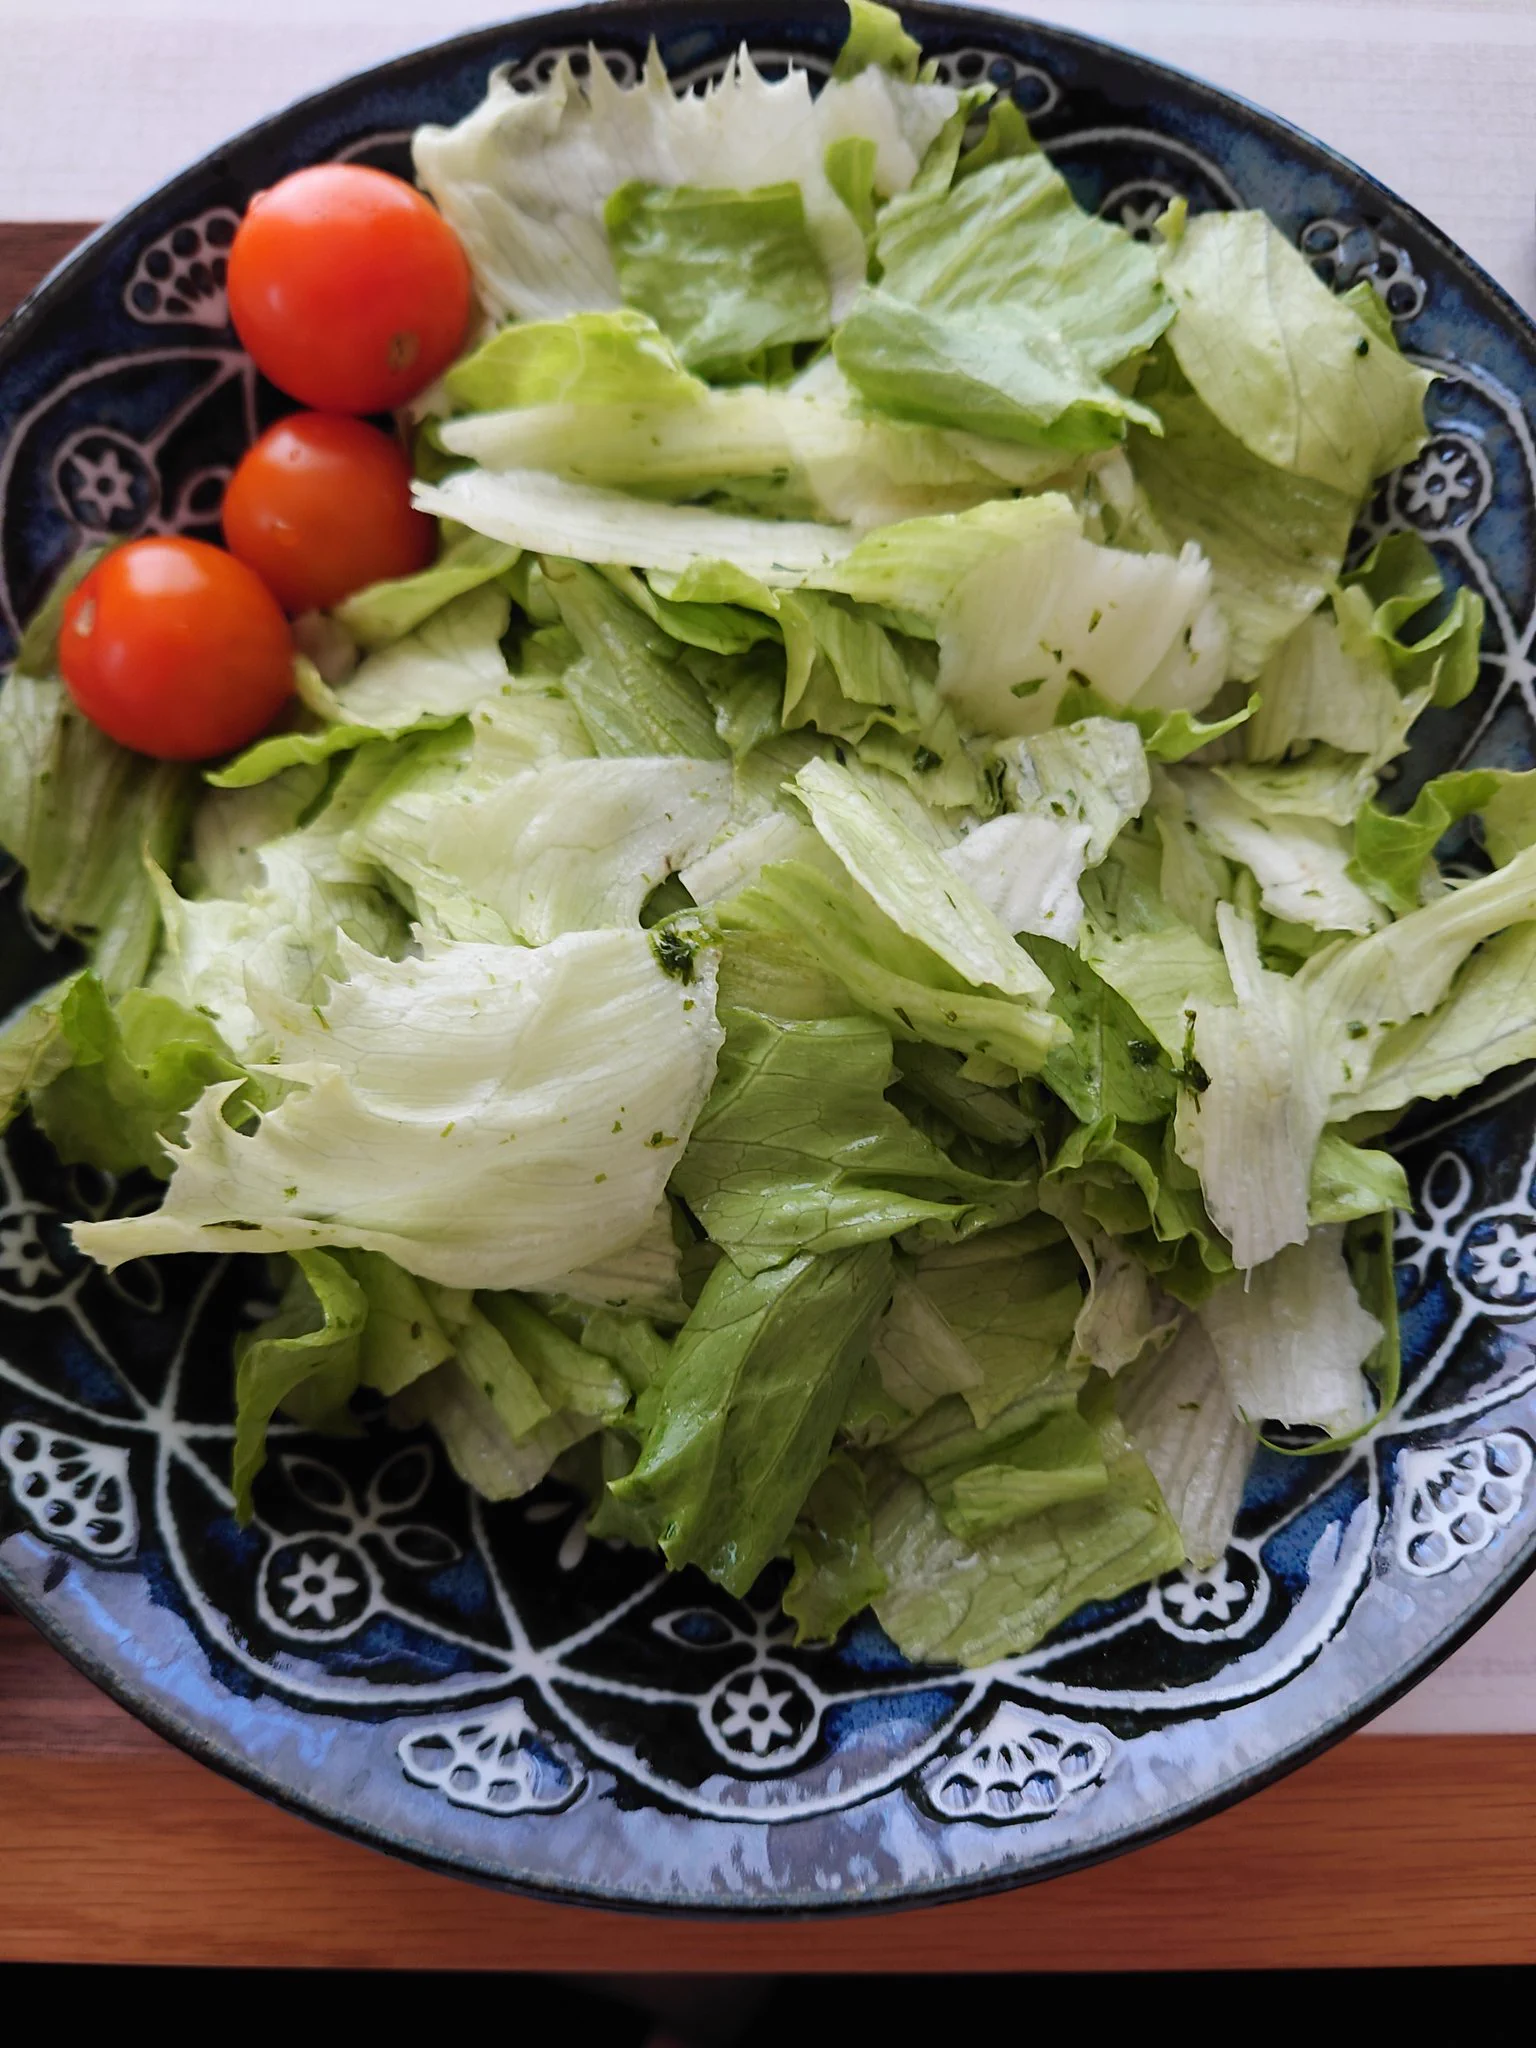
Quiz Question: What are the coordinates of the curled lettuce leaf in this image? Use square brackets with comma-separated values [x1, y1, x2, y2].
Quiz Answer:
[73, 929, 724, 1292]
[719, 856, 1066, 1076]
[232, 1250, 367, 1520]
[793, 756, 1048, 998]
[334, 532, 521, 649]
[1162, 211, 1433, 500]
[413, 44, 956, 327]
[0, 668, 191, 994]
[1129, 348, 1359, 678]
[813, 495, 1227, 734]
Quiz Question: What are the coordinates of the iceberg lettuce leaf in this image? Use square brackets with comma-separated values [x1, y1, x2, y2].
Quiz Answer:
[73, 928, 725, 1292]
[1163, 211, 1433, 498]
[605, 178, 832, 375]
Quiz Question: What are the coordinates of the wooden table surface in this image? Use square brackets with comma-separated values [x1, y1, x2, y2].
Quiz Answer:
[4, 222, 1536, 1972]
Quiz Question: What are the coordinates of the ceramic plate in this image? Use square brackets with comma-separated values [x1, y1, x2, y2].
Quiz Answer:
[3, 1, 1535, 1911]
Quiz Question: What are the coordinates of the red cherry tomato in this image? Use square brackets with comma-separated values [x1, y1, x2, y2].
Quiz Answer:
[227, 164, 472, 413]
[222, 412, 435, 614]
[59, 538, 294, 761]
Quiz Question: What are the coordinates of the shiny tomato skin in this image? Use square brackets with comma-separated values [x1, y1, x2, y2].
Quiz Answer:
[222, 412, 435, 614]
[227, 165, 472, 413]
[59, 538, 294, 761]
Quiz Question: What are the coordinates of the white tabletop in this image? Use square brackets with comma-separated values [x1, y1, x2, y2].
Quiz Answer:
[3, 0, 1535, 1730]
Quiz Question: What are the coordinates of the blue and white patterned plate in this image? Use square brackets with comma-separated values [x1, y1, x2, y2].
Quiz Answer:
[3, 2, 1536, 1911]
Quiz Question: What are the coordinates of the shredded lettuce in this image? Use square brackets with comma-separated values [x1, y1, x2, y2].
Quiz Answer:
[24, 7, 1530, 1667]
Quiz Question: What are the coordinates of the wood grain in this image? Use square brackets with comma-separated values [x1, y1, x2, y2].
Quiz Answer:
[0, 223, 97, 318]
[3, 1702, 1536, 1970]
[4, 220, 1536, 1969]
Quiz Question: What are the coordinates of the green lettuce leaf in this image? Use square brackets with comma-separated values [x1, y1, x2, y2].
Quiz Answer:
[1129, 347, 1359, 677]
[1339, 531, 1484, 711]
[1162, 210, 1433, 499]
[783, 1452, 889, 1643]
[232, 1249, 366, 1521]
[867, 1398, 1183, 1664]
[213, 588, 517, 787]
[0, 669, 191, 993]
[868, 1268, 987, 1419]
[718, 857, 1066, 1076]
[793, 756, 1048, 998]
[1301, 840, 1536, 1104]
[1352, 767, 1536, 915]
[29, 975, 247, 1178]
[610, 1239, 893, 1595]
[347, 1252, 455, 1397]
[333, 531, 521, 649]
[1031, 934, 1178, 1126]
[834, 0, 921, 80]
[0, 975, 81, 1134]
[671, 1003, 1038, 1274]
[836, 143, 1169, 448]
[908, 1405, 1110, 1544]
[444, 307, 703, 413]
[538, 558, 728, 759]
[1052, 676, 1255, 762]
[1338, 921, 1536, 1118]
[1307, 1128, 1410, 1223]
[1076, 833, 1234, 1056]
[605, 179, 832, 376]
[1044, 1114, 1234, 1300]
[908, 1222, 1084, 1425]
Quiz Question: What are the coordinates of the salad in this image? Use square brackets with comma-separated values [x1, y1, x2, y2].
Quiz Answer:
[0, 4, 1525, 1668]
